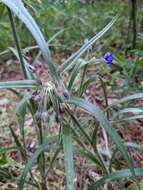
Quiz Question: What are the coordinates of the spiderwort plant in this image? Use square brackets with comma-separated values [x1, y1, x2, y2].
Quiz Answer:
[0, 1, 142, 190]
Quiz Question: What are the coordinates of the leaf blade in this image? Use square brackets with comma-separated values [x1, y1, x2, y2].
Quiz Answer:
[65, 97, 137, 182]
[60, 16, 117, 74]
[0, 80, 37, 89]
[90, 168, 143, 189]
[63, 124, 74, 190]
[1, 0, 58, 79]
[19, 135, 58, 189]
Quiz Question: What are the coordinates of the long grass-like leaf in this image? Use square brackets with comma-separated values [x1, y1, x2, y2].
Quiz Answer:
[1, 0, 58, 79]
[125, 142, 143, 152]
[15, 94, 32, 153]
[13, 93, 32, 116]
[65, 97, 137, 182]
[62, 124, 74, 190]
[0, 147, 17, 154]
[74, 148, 101, 166]
[17, 102, 26, 152]
[107, 93, 143, 109]
[9, 47, 34, 80]
[90, 168, 143, 189]
[0, 29, 64, 56]
[19, 135, 58, 189]
[60, 16, 117, 74]
[48, 145, 62, 170]
[65, 108, 92, 145]
[68, 58, 87, 90]
[79, 76, 97, 96]
[9, 125, 26, 159]
[112, 107, 143, 119]
[0, 80, 37, 89]
[111, 115, 143, 123]
[8, 8, 28, 79]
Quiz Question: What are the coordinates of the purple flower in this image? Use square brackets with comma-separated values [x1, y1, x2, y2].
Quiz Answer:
[103, 52, 113, 65]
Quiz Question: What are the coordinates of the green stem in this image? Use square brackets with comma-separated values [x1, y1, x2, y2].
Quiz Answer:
[78, 48, 90, 97]
[37, 122, 47, 190]
[109, 149, 119, 172]
[31, 105, 46, 189]
[7, 8, 27, 78]
[66, 108, 108, 174]
[78, 64, 88, 97]
[92, 124, 109, 175]
[99, 77, 109, 119]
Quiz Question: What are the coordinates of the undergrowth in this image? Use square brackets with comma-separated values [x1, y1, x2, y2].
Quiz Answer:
[0, 0, 143, 190]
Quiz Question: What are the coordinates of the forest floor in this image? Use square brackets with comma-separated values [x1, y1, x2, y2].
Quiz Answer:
[0, 55, 143, 190]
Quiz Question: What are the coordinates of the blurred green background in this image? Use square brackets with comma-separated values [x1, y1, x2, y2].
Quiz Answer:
[0, 0, 142, 56]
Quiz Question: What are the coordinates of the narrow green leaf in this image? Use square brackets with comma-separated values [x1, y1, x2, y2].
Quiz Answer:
[9, 47, 34, 80]
[65, 97, 137, 181]
[48, 145, 62, 170]
[68, 60, 83, 90]
[17, 106, 26, 148]
[109, 143, 143, 172]
[68, 58, 90, 90]
[63, 124, 74, 190]
[74, 148, 101, 166]
[107, 93, 143, 109]
[48, 29, 64, 44]
[60, 16, 117, 74]
[1, 0, 58, 79]
[0, 80, 37, 89]
[125, 142, 143, 152]
[8, 8, 28, 79]
[111, 115, 143, 123]
[23, 29, 64, 53]
[9, 125, 25, 159]
[13, 93, 32, 116]
[0, 147, 17, 154]
[0, 168, 38, 187]
[19, 135, 58, 190]
[0, 29, 64, 56]
[79, 76, 97, 96]
[90, 168, 143, 189]
[113, 108, 143, 119]
[65, 108, 92, 145]
[15, 94, 32, 151]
